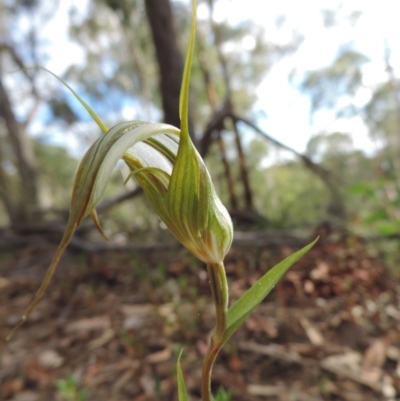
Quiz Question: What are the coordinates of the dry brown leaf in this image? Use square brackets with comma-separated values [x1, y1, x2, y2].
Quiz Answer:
[140, 374, 156, 395]
[1, 378, 24, 398]
[299, 316, 324, 346]
[9, 391, 39, 401]
[247, 384, 286, 397]
[0, 276, 10, 289]
[23, 359, 56, 388]
[145, 346, 172, 364]
[321, 352, 381, 391]
[37, 349, 64, 368]
[112, 369, 134, 394]
[331, 381, 366, 401]
[238, 341, 316, 366]
[130, 394, 148, 401]
[120, 304, 153, 316]
[387, 346, 400, 361]
[310, 261, 330, 281]
[361, 338, 387, 384]
[123, 314, 146, 330]
[64, 316, 110, 334]
[259, 318, 278, 338]
[87, 328, 115, 350]
[382, 374, 396, 398]
[385, 305, 400, 321]
[303, 279, 315, 294]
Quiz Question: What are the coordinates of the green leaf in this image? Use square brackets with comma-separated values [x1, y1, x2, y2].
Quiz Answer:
[223, 238, 318, 343]
[377, 221, 399, 236]
[177, 349, 189, 401]
[212, 387, 233, 401]
[349, 182, 375, 197]
[365, 208, 388, 223]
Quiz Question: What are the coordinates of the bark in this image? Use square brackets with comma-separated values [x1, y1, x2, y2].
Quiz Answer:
[0, 75, 40, 223]
[199, 103, 229, 157]
[97, 187, 142, 214]
[1, 224, 309, 252]
[384, 44, 400, 193]
[0, 148, 15, 221]
[216, 132, 238, 210]
[144, 0, 195, 143]
[231, 118, 254, 210]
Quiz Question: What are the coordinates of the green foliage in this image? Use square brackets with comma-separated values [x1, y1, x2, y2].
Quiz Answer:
[364, 80, 400, 141]
[257, 162, 328, 227]
[212, 387, 233, 401]
[301, 49, 369, 115]
[349, 179, 400, 237]
[33, 141, 78, 207]
[66, 0, 276, 132]
[177, 350, 189, 401]
[68, 0, 158, 117]
[223, 238, 317, 343]
[56, 375, 88, 401]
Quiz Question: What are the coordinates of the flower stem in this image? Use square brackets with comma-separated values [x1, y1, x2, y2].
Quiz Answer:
[202, 262, 229, 401]
[206, 262, 228, 340]
[201, 338, 223, 401]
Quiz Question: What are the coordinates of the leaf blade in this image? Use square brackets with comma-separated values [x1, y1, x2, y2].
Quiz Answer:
[223, 238, 318, 343]
[177, 349, 189, 401]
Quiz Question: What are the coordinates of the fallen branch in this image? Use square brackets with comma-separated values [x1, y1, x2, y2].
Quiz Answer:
[0, 225, 310, 252]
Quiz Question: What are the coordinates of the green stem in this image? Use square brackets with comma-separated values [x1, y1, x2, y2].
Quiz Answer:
[201, 338, 223, 401]
[202, 262, 229, 401]
[207, 262, 228, 340]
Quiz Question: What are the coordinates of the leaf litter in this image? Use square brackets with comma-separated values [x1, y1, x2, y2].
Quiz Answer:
[1, 234, 400, 401]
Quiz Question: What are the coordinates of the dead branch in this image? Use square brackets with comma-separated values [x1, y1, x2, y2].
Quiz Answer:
[231, 113, 347, 219]
[97, 187, 143, 214]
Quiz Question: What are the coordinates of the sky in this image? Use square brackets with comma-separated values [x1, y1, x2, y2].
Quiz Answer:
[23, 0, 400, 157]
[202, 0, 400, 155]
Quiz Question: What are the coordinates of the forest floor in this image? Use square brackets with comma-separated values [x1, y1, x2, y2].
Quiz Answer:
[1, 230, 400, 401]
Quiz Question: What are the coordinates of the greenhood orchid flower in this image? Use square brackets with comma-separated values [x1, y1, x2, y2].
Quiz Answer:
[75, 119, 233, 264]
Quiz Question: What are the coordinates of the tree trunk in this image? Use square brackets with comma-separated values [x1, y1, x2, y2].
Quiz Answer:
[0, 75, 39, 223]
[216, 131, 238, 210]
[144, 0, 195, 143]
[231, 117, 254, 210]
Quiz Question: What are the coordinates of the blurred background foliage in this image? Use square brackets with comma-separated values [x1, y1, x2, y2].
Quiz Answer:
[1, 0, 400, 270]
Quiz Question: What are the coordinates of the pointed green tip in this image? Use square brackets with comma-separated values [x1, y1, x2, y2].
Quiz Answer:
[36, 67, 108, 133]
[177, 348, 189, 401]
[179, 0, 197, 140]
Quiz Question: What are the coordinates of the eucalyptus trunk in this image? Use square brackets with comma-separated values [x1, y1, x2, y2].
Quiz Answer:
[0, 74, 40, 224]
[144, 0, 195, 144]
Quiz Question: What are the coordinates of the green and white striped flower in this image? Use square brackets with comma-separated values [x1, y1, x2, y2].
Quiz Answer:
[73, 118, 233, 264]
